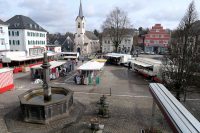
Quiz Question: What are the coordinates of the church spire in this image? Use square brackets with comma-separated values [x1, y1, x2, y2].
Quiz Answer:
[78, 0, 83, 17]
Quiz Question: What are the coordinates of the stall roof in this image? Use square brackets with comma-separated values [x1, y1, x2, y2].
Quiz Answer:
[106, 53, 131, 57]
[31, 61, 66, 69]
[131, 60, 152, 67]
[0, 68, 13, 73]
[9, 53, 58, 62]
[64, 56, 77, 59]
[78, 61, 105, 70]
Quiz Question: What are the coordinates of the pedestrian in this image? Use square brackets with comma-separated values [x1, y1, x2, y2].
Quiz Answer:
[128, 62, 131, 70]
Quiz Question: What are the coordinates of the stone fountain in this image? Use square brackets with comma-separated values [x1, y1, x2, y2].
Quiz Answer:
[19, 52, 74, 124]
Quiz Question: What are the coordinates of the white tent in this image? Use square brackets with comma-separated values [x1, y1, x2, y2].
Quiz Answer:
[31, 61, 66, 69]
[78, 61, 105, 70]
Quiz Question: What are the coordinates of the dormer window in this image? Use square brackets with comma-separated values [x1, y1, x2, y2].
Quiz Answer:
[78, 22, 80, 28]
[14, 23, 20, 27]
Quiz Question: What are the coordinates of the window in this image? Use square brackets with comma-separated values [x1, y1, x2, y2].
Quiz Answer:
[27, 32, 30, 36]
[83, 23, 84, 28]
[17, 40, 20, 45]
[78, 34, 80, 37]
[154, 40, 159, 44]
[0, 27, 2, 33]
[9, 31, 11, 36]
[125, 39, 127, 44]
[12, 31, 14, 36]
[9, 40, 11, 45]
[104, 40, 107, 44]
[15, 31, 19, 36]
[13, 40, 15, 45]
[156, 29, 159, 32]
[0, 39, 5, 45]
[28, 40, 30, 45]
[108, 40, 110, 44]
[78, 22, 80, 28]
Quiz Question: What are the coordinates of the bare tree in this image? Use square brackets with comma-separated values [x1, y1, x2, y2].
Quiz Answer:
[161, 1, 200, 101]
[102, 7, 131, 52]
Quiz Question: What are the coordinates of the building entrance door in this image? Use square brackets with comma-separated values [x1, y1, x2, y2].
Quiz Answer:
[77, 47, 81, 55]
[154, 47, 158, 54]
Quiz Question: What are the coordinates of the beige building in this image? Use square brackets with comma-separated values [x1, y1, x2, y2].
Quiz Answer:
[102, 29, 135, 53]
[74, 0, 100, 55]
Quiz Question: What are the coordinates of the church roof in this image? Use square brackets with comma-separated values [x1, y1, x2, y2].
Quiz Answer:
[6, 15, 47, 32]
[85, 31, 99, 40]
[78, 0, 83, 17]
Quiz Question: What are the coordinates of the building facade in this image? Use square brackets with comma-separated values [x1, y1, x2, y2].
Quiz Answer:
[74, 1, 100, 55]
[6, 15, 47, 56]
[102, 29, 135, 53]
[0, 19, 10, 52]
[144, 24, 170, 54]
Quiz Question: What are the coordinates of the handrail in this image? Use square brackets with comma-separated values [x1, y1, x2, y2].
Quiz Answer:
[149, 83, 200, 133]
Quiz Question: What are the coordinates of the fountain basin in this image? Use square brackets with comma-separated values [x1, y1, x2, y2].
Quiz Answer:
[19, 86, 73, 124]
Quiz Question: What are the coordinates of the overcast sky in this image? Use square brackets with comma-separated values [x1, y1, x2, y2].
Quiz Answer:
[0, 0, 200, 34]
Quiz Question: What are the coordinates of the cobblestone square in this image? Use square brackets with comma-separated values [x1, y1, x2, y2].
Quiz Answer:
[0, 64, 199, 133]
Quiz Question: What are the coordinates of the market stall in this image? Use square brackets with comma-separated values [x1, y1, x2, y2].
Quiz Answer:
[30, 60, 67, 80]
[76, 61, 105, 85]
[0, 68, 14, 93]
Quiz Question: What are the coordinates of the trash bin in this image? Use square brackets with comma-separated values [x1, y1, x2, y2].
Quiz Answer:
[96, 77, 100, 85]
[89, 76, 92, 84]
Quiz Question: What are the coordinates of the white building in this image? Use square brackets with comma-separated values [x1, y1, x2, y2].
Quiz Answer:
[74, 1, 100, 55]
[0, 19, 10, 51]
[6, 15, 47, 56]
[102, 29, 135, 53]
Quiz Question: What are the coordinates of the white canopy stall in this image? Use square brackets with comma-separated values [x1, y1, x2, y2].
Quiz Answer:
[76, 61, 105, 85]
[30, 61, 67, 80]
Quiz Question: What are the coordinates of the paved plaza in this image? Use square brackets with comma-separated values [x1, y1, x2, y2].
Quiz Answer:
[0, 64, 200, 133]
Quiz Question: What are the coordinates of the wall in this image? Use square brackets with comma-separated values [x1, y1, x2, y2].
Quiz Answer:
[8, 29, 47, 56]
[0, 24, 10, 51]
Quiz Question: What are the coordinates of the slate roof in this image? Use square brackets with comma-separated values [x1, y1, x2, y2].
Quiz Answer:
[102, 28, 135, 37]
[78, 0, 83, 17]
[0, 19, 7, 25]
[85, 31, 99, 40]
[6, 15, 47, 32]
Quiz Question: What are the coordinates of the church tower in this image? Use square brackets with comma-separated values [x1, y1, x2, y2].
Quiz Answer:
[75, 0, 86, 54]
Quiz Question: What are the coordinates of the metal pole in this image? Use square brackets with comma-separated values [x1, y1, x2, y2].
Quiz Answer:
[151, 100, 156, 131]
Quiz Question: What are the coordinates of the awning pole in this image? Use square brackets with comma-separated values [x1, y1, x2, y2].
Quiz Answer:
[151, 100, 156, 131]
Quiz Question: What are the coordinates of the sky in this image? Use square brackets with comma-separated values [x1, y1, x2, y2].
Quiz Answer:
[0, 0, 200, 34]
